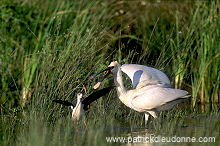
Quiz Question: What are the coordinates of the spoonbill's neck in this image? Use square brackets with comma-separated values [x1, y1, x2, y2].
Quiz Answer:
[112, 63, 127, 100]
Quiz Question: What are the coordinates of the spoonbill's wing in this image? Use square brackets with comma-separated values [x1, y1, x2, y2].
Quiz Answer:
[154, 97, 189, 111]
[130, 87, 189, 111]
[121, 64, 170, 89]
[52, 100, 74, 106]
[82, 86, 113, 111]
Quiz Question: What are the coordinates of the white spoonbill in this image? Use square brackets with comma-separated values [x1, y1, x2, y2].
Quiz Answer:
[53, 87, 112, 131]
[91, 63, 171, 90]
[91, 61, 191, 125]
[120, 63, 171, 89]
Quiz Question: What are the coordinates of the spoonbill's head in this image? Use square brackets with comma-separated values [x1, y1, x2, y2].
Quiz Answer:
[108, 61, 120, 73]
[90, 61, 118, 89]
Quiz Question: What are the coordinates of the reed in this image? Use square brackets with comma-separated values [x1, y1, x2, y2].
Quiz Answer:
[0, 0, 219, 145]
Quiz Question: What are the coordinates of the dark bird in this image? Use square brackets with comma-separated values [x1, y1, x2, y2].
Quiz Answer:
[53, 86, 113, 121]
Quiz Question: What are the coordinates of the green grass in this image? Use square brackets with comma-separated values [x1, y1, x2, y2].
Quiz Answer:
[0, 0, 219, 145]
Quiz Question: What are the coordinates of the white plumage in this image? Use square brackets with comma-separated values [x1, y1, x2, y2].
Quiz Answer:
[121, 64, 171, 89]
[92, 61, 191, 125]
[71, 93, 84, 121]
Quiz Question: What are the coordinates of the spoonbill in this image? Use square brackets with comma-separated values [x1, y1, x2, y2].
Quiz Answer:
[53, 86, 112, 131]
[91, 61, 191, 125]
[120, 63, 171, 89]
[91, 63, 171, 89]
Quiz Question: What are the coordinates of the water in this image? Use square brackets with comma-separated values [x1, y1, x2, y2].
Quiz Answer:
[3, 104, 218, 145]
[96, 105, 220, 145]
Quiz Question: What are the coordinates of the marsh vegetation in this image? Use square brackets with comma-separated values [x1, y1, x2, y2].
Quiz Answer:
[0, 0, 219, 145]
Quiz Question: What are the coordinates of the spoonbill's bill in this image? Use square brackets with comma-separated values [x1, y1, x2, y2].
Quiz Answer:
[91, 61, 191, 125]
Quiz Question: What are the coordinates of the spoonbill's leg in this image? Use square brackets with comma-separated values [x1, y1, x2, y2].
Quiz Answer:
[148, 111, 157, 119]
[144, 113, 150, 127]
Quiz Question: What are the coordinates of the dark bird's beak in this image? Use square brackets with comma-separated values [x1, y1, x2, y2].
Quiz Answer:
[90, 66, 113, 89]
